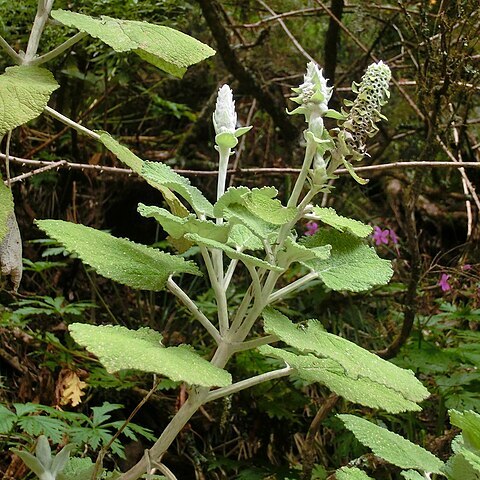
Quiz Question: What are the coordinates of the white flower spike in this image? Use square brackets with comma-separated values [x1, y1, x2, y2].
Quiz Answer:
[213, 84, 251, 149]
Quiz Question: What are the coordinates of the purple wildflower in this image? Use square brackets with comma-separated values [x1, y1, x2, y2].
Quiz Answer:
[438, 274, 451, 292]
[305, 221, 319, 236]
[389, 229, 399, 245]
[462, 264, 472, 271]
[372, 226, 389, 245]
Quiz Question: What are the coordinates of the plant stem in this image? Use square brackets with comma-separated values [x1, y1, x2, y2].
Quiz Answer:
[216, 145, 231, 202]
[230, 334, 278, 352]
[166, 277, 221, 344]
[205, 365, 292, 403]
[0, 35, 22, 63]
[30, 31, 88, 65]
[44, 106, 101, 140]
[268, 271, 319, 303]
[223, 258, 239, 289]
[287, 139, 316, 208]
[200, 246, 229, 335]
[24, 0, 55, 64]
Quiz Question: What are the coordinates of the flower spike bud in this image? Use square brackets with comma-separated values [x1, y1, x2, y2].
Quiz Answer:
[341, 61, 391, 158]
[288, 62, 333, 123]
[213, 84, 252, 149]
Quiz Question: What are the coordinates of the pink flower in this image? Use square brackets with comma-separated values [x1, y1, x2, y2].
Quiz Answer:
[462, 264, 472, 271]
[389, 229, 399, 245]
[305, 221, 319, 236]
[438, 274, 451, 292]
[372, 226, 389, 245]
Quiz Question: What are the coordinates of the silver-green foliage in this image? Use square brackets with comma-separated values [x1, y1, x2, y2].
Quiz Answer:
[36, 220, 201, 291]
[259, 308, 429, 413]
[338, 414, 444, 474]
[69, 324, 231, 387]
[0, 66, 59, 136]
[50, 10, 215, 78]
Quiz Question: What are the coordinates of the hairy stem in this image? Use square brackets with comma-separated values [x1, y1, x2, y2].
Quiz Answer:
[44, 106, 101, 140]
[268, 271, 318, 304]
[287, 140, 316, 208]
[0, 35, 22, 63]
[166, 277, 221, 344]
[24, 0, 55, 64]
[30, 32, 88, 65]
[205, 365, 293, 403]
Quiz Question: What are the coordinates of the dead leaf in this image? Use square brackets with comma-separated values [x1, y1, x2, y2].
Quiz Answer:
[56, 369, 87, 407]
[0, 212, 22, 291]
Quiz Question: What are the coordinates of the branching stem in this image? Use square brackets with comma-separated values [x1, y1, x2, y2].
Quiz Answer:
[30, 32, 88, 65]
[0, 35, 22, 63]
[166, 277, 221, 344]
[44, 106, 101, 140]
[24, 0, 55, 64]
[205, 365, 293, 403]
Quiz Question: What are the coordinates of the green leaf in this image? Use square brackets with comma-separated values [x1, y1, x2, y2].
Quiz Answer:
[0, 66, 59, 136]
[36, 220, 201, 291]
[0, 181, 13, 242]
[338, 414, 444, 474]
[0, 404, 17, 433]
[449, 410, 480, 452]
[243, 189, 297, 225]
[51, 10, 215, 78]
[401, 471, 427, 480]
[138, 204, 229, 242]
[91, 402, 123, 427]
[142, 161, 214, 217]
[227, 224, 264, 251]
[336, 467, 373, 480]
[259, 346, 422, 413]
[17, 416, 66, 444]
[214, 186, 295, 226]
[277, 236, 331, 268]
[99, 131, 143, 173]
[301, 229, 393, 292]
[59, 457, 95, 480]
[261, 308, 429, 406]
[50, 444, 75, 477]
[444, 451, 480, 480]
[184, 233, 283, 272]
[35, 436, 52, 470]
[311, 207, 372, 237]
[11, 449, 47, 478]
[69, 324, 231, 387]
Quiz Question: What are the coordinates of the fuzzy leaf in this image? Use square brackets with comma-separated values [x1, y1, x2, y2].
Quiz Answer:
[35, 436, 52, 470]
[336, 467, 374, 480]
[0, 181, 13, 242]
[0, 66, 59, 136]
[138, 204, 229, 242]
[259, 346, 422, 413]
[59, 457, 95, 480]
[227, 224, 264, 251]
[301, 229, 393, 292]
[401, 471, 426, 480]
[243, 189, 297, 225]
[36, 220, 201, 291]
[51, 10, 215, 78]
[311, 207, 372, 237]
[277, 236, 331, 268]
[69, 324, 231, 387]
[142, 161, 214, 217]
[262, 308, 429, 405]
[338, 415, 444, 474]
[449, 410, 480, 452]
[185, 233, 283, 272]
[11, 449, 47, 477]
[99, 131, 143, 173]
[444, 452, 480, 480]
[50, 444, 75, 477]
